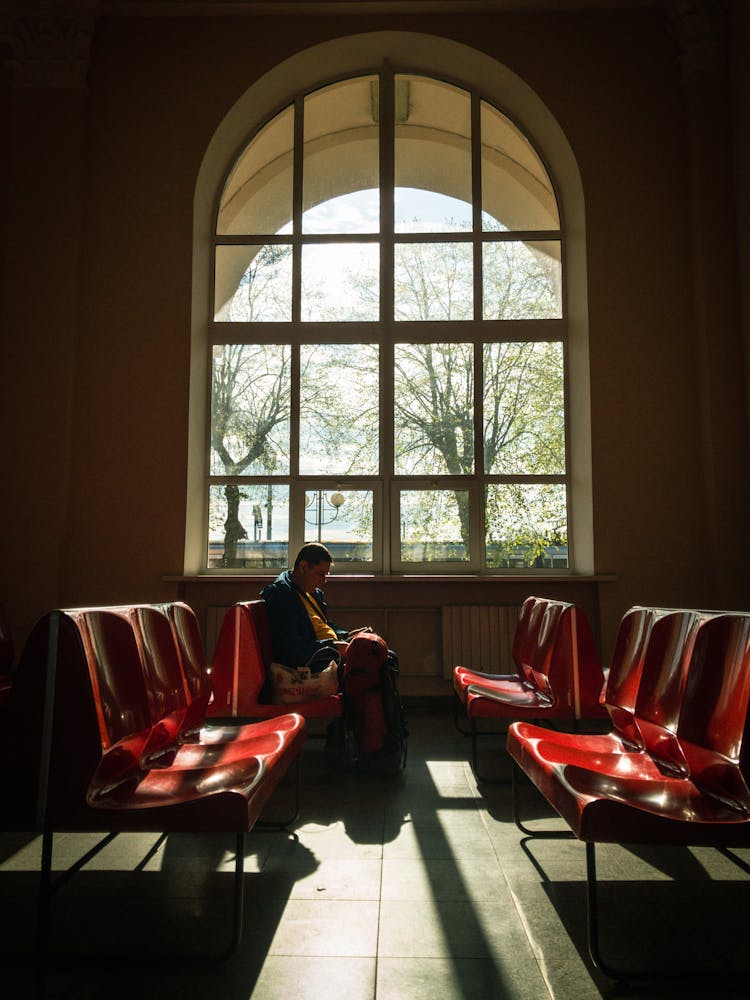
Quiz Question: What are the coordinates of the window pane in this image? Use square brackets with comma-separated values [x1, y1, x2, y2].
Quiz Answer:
[395, 76, 471, 233]
[208, 484, 289, 569]
[400, 489, 470, 563]
[302, 244, 379, 321]
[303, 77, 379, 234]
[217, 105, 294, 236]
[395, 190, 472, 234]
[210, 344, 290, 475]
[482, 240, 562, 319]
[214, 244, 292, 322]
[395, 343, 474, 475]
[300, 344, 379, 475]
[395, 242, 473, 321]
[485, 483, 568, 569]
[302, 190, 380, 234]
[303, 489, 373, 563]
[481, 102, 559, 231]
[483, 342, 565, 475]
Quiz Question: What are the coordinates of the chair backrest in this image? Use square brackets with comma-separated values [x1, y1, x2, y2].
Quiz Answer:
[603, 606, 655, 745]
[630, 609, 700, 773]
[1, 611, 105, 828]
[515, 598, 604, 717]
[512, 597, 548, 684]
[246, 600, 274, 669]
[207, 600, 343, 719]
[163, 601, 212, 733]
[133, 605, 196, 761]
[513, 598, 559, 694]
[676, 612, 750, 812]
[65, 609, 155, 808]
[208, 601, 269, 717]
[549, 603, 603, 715]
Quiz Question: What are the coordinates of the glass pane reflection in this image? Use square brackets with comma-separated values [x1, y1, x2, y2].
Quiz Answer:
[394, 343, 474, 475]
[302, 243, 379, 321]
[218, 106, 294, 236]
[303, 489, 374, 563]
[483, 342, 565, 475]
[395, 76, 471, 233]
[395, 242, 473, 321]
[303, 77, 379, 234]
[214, 244, 292, 322]
[481, 102, 559, 231]
[210, 344, 290, 476]
[482, 240, 561, 319]
[208, 484, 289, 569]
[399, 489, 470, 563]
[300, 343, 379, 475]
[485, 483, 568, 569]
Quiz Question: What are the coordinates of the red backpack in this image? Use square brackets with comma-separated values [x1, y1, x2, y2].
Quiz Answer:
[341, 634, 407, 774]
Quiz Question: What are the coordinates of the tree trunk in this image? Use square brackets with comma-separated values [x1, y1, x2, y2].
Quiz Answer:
[222, 484, 248, 567]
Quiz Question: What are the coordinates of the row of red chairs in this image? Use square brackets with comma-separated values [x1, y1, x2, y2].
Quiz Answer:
[453, 595, 607, 778]
[505, 604, 750, 981]
[0, 601, 307, 959]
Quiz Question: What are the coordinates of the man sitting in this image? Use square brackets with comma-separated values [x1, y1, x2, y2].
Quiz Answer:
[260, 542, 351, 667]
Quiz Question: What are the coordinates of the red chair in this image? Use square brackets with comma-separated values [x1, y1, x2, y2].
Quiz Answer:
[1, 605, 306, 959]
[454, 596, 547, 698]
[206, 600, 344, 723]
[508, 607, 699, 834]
[507, 608, 750, 980]
[453, 597, 606, 778]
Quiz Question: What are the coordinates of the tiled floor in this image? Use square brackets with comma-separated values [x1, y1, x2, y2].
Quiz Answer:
[3, 706, 750, 999]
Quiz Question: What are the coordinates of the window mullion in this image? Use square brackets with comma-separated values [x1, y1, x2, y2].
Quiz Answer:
[380, 66, 395, 574]
[291, 95, 304, 325]
[471, 90, 482, 324]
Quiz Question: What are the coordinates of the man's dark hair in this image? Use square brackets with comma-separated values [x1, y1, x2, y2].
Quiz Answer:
[294, 542, 334, 569]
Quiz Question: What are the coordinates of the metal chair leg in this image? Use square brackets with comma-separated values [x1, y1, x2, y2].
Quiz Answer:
[511, 760, 574, 837]
[256, 754, 302, 829]
[226, 831, 246, 957]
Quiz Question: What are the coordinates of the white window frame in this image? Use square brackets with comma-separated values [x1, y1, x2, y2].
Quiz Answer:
[186, 34, 593, 577]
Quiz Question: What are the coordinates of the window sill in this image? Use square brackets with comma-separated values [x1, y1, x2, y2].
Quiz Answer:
[164, 572, 617, 584]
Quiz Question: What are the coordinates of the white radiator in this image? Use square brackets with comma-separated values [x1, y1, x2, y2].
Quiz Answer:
[441, 605, 521, 680]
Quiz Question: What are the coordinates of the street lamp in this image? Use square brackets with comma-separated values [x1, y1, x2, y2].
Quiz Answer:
[304, 490, 345, 542]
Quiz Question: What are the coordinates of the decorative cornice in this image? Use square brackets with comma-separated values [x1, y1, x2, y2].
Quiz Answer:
[0, 0, 675, 17]
[0, 15, 95, 88]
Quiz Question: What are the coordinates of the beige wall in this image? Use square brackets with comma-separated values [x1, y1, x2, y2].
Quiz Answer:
[2, 5, 749, 676]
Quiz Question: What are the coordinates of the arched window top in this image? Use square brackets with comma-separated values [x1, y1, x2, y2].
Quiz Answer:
[187, 34, 592, 576]
[213, 70, 563, 327]
[217, 72, 559, 240]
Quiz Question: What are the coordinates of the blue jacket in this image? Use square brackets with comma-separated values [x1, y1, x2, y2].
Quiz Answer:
[260, 570, 348, 667]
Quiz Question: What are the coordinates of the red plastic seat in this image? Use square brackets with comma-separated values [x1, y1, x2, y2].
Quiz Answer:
[457, 598, 604, 718]
[453, 596, 544, 701]
[0, 604, 307, 958]
[453, 598, 605, 777]
[507, 608, 704, 838]
[506, 607, 750, 981]
[206, 600, 344, 722]
[129, 604, 287, 763]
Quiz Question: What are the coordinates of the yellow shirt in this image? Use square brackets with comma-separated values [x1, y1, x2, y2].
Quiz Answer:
[303, 592, 338, 641]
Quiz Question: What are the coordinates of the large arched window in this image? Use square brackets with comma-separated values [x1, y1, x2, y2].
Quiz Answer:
[188, 37, 592, 576]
